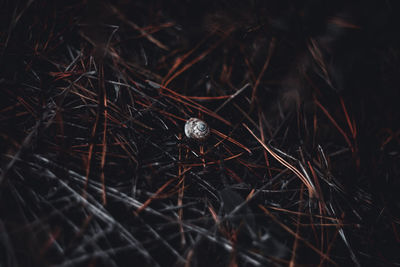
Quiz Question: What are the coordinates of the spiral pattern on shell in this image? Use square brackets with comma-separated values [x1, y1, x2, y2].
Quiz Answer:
[184, 118, 210, 140]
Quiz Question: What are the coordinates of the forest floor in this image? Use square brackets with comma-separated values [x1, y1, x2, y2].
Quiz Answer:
[1, 1, 399, 266]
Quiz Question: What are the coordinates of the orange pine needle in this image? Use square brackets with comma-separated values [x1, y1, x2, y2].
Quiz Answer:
[244, 123, 316, 197]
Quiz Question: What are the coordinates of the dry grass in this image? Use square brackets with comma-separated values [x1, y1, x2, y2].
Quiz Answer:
[1, 1, 399, 266]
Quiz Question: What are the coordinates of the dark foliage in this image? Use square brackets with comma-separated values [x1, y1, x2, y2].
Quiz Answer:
[1, 0, 399, 266]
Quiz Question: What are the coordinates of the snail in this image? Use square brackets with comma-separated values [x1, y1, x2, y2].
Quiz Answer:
[184, 118, 210, 140]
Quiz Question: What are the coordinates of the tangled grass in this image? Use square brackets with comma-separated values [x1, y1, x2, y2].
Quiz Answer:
[1, 1, 399, 266]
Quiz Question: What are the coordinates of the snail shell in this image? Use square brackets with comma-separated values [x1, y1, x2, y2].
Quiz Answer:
[184, 118, 210, 140]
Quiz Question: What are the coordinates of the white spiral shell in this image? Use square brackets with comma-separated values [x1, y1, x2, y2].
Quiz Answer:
[184, 118, 210, 140]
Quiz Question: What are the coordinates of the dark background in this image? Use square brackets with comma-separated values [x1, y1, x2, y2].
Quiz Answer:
[1, 0, 399, 266]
